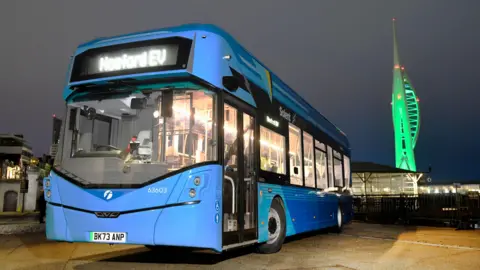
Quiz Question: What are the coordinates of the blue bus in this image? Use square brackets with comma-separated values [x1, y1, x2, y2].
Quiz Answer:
[44, 24, 353, 254]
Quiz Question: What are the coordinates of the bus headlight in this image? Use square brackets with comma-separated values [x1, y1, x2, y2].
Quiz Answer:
[46, 190, 51, 198]
[189, 188, 196, 198]
[193, 177, 201, 186]
[45, 179, 51, 187]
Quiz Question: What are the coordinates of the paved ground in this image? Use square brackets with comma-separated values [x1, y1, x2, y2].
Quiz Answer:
[0, 212, 39, 225]
[0, 212, 44, 235]
[1, 222, 479, 270]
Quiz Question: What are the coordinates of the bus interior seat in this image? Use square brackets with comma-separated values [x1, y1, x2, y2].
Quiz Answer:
[270, 165, 278, 173]
[137, 130, 152, 156]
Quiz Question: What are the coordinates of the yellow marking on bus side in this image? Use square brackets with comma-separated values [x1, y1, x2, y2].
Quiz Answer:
[265, 70, 273, 102]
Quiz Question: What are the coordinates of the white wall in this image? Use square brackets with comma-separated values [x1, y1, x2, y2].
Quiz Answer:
[24, 169, 40, 211]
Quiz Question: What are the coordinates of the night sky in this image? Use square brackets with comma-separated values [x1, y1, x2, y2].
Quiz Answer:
[1, 1, 479, 182]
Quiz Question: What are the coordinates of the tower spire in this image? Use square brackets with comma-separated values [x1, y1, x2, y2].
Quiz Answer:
[392, 18, 400, 68]
[391, 18, 420, 172]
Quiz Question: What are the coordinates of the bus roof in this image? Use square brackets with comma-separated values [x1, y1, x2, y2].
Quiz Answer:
[77, 24, 349, 149]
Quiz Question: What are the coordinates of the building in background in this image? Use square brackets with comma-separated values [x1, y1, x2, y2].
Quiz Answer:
[418, 181, 480, 194]
[351, 161, 426, 195]
[0, 134, 33, 178]
[0, 134, 34, 212]
[49, 115, 62, 157]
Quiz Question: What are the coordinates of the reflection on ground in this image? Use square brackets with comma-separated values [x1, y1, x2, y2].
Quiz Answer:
[1, 222, 480, 270]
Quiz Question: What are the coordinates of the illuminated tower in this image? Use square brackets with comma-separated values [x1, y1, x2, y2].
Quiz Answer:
[391, 18, 420, 171]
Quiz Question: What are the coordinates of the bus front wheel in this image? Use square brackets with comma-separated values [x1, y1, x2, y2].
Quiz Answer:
[256, 198, 286, 254]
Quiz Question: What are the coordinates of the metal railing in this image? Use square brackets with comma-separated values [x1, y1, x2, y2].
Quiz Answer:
[353, 193, 480, 227]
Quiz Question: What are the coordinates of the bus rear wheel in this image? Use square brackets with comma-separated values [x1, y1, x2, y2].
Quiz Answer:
[256, 198, 286, 254]
[331, 205, 343, 233]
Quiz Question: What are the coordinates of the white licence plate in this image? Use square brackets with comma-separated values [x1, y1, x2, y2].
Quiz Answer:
[89, 232, 127, 243]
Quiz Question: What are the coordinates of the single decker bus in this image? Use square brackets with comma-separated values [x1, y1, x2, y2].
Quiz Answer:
[45, 23, 353, 254]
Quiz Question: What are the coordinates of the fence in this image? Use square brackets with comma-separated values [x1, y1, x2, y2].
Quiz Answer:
[353, 193, 480, 227]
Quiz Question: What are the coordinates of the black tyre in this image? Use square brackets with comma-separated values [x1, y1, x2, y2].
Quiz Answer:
[331, 204, 343, 233]
[256, 198, 286, 254]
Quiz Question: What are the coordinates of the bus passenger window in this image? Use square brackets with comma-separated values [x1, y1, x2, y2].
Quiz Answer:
[259, 126, 285, 174]
[333, 150, 343, 187]
[315, 148, 328, 189]
[327, 146, 334, 187]
[303, 132, 315, 188]
[288, 124, 303, 186]
[343, 155, 351, 188]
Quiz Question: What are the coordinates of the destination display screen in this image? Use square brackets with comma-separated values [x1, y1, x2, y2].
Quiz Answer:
[70, 37, 192, 83]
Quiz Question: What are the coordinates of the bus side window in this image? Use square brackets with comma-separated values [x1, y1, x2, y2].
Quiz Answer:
[315, 146, 328, 190]
[303, 132, 315, 188]
[333, 151, 343, 187]
[259, 126, 286, 175]
[288, 124, 303, 186]
[327, 146, 334, 187]
[343, 155, 351, 188]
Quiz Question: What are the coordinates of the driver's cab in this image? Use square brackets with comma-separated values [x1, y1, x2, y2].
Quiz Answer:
[56, 87, 218, 186]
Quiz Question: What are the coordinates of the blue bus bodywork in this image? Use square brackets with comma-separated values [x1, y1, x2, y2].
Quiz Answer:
[45, 164, 223, 250]
[47, 24, 352, 253]
[257, 184, 353, 242]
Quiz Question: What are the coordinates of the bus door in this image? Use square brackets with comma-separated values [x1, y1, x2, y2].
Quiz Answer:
[222, 97, 257, 247]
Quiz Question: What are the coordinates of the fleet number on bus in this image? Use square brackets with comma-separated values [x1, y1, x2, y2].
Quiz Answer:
[148, 187, 168, 194]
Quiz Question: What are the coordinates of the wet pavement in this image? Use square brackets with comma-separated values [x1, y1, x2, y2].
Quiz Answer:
[1, 222, 480, 270]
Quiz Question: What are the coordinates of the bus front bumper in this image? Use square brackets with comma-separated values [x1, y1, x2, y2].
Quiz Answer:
[45, 200, 222, 252]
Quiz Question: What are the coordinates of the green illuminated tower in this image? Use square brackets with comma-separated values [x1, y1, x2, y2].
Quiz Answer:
[391, 18, 420, 171]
